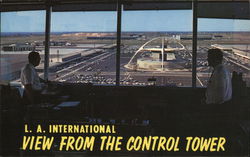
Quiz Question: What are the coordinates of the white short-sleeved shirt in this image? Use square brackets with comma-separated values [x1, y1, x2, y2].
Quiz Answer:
[206, 64, 232, 104]
[21, 63, 42, 91]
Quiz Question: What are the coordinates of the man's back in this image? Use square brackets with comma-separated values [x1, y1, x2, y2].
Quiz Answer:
[21, 63, 42, 91]
[206, 64, 232, 104]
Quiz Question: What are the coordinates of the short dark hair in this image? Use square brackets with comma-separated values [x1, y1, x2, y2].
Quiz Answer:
[208, 48, 223, 63]
[28, 51, 40, 63]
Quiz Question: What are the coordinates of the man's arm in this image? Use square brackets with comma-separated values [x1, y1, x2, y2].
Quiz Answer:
[213, 71, 227, 104]
[24, 84, 34, 104]
[39, 77, 46, 83]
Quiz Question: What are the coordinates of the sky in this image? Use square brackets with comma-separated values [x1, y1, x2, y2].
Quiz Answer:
[1, 10, 250, 32]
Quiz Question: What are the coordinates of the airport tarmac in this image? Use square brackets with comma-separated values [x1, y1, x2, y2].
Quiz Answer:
[1, 41, 249, 87]
[52, 44, 250, 87]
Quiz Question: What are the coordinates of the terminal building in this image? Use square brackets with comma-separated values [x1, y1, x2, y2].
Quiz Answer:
[2, 43, 35, 51]
[125, 37, 187, 71]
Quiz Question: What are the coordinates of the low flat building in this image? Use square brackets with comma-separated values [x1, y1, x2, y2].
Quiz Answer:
[2, 44, 35, 51]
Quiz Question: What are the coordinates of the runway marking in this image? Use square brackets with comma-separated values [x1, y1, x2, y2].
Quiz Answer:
[54, 51, 115, 81]
[187, 50, 204, 87]
[224, 56, 250, 71]
[55, 51, 105, 74]
[196, 75, 204, 87]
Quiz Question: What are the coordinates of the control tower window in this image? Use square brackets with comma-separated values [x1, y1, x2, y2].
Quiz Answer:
[0, 11, 45, 81]
[121, 10, 193, 87]
[1, 2, 249, 88]
[197, 18, 250, 87]
[49, 11, 117, 85]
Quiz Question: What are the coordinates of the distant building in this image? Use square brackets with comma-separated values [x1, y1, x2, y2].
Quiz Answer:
[214, 35, 223, 38]
[87, 36, 138, 40]
[2, 43, 35, 51]
[180, 35, 213, 40]
[43, 41, 69, 46]
[172, 35, 181, 40]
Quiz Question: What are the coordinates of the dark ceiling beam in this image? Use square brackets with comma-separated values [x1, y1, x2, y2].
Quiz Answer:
[1, 0, 250, 20]
[52, 3, 117, 12]
[123, 1, 192, 10]
[197, 1, 250, 19]
[0, 4, 46, 12]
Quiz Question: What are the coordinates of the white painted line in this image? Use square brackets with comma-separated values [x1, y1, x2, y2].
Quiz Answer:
[55, 52, 114, 81]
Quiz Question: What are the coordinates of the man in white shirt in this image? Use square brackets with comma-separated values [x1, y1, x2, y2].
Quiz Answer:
[21, 51, 43, 104]
[205, 49, 232, 104]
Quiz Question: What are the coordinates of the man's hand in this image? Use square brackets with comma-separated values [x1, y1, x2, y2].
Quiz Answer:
[39, 77, 48, 83]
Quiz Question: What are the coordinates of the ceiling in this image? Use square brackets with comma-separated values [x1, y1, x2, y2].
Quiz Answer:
[1, 0, 250, 19]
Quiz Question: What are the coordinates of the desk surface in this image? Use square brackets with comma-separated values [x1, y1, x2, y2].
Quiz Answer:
[57, 101, 80, 107]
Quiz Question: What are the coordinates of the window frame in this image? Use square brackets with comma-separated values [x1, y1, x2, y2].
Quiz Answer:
[1, 0, 249, 88]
